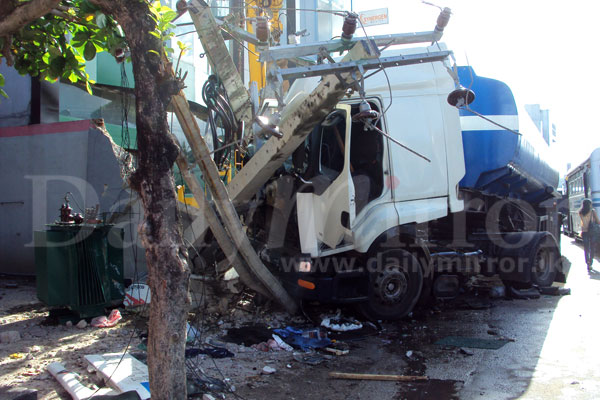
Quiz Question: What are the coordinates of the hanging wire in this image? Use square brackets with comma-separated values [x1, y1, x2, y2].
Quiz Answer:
[355, 13, 394, 120]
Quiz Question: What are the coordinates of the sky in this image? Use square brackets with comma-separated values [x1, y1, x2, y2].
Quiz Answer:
[348, 0, 600, 174]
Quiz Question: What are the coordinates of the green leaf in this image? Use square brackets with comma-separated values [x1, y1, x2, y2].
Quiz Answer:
[68, 71, 78, 83]
[0, 88, 8, 99]
[148, 49, 160, 56]
[0, 73, 4, 86]
[48, 45, 61, 58]
[149, 30, 161, 38]
[83, 41, 97, 61]
[49, 56, 66, 78]
[72, 30, 89, 43]
[85, 80, 93, 95]
[162, 10, 178, 23]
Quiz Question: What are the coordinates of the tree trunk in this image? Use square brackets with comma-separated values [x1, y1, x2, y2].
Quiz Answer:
[90, 1, 190, 398]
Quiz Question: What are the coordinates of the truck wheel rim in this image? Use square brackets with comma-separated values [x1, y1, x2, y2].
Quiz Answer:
[374, 271, 408, 304]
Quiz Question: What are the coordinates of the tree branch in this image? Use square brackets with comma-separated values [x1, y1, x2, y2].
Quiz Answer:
[0, 0, 61, 36]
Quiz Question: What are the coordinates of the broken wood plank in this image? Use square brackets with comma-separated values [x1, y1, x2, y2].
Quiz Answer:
[226, 40, 378, 206]
[175, 153, 271, 297]
[47, 362, 118, 399]
[187, 0, 254, 136]
[84, 354, 151, 399]
[171, 92, 298, 314]
[328, 372, 429, 382]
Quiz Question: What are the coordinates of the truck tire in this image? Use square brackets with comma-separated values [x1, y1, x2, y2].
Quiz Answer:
[530, 236, 559, 287]
[501, 232, 559, 288]
[358, 249, 423, 320]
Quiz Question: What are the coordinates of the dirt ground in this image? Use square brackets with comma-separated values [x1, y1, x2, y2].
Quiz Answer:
[0, 272, 565, 400]
[0, 275, 489, 400]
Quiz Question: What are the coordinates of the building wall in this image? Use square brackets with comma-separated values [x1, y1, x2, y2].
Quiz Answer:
[0, 120, 146, 278]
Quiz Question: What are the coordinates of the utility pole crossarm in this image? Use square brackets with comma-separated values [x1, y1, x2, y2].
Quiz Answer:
[227, 40, 379, 206]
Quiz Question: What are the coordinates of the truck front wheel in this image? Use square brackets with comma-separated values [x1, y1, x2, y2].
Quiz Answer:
[358, 249, 423, 320]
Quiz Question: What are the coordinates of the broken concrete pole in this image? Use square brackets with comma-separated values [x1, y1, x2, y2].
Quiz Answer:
[171, 94, 297, 314]
[226, 40, 378, 206]
[175, 154, 271, 298]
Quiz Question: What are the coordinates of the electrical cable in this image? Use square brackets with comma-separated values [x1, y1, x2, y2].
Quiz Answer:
[355, 14, 394, 119]
[202, 75, 239, 169]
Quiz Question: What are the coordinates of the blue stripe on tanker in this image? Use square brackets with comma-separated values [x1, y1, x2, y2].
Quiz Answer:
[457, 66, 558, 201]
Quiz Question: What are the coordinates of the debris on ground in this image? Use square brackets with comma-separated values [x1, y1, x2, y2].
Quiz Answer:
[328, 372, 429, 381]
[91, 309, 123, 328]
[261, 366, 276, 375]
[85, 353, 151, 399]
[185, 346, 234, 359]
[460, 347, 474, 356]
[123, 284, 151, 307]
[272, 326, 331, 351]
[320, 313, 363, 332]
[76, 320, 88, 329]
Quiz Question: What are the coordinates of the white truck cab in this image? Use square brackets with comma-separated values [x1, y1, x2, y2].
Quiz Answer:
[292, 44, 465, 258]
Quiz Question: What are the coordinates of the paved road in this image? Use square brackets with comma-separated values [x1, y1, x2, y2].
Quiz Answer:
[236, 235, 600, 400]
[423, 235, 600, 399]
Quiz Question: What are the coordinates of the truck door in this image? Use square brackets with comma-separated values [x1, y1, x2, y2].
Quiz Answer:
[297, 104, 355, 254]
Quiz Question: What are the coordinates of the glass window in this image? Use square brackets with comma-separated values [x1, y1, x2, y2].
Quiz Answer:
[319, 110, 347, 179]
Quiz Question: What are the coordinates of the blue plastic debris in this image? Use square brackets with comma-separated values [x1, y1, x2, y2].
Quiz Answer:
[273, 326, 332, 351]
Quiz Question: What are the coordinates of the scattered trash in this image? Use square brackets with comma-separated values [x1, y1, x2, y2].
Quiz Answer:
[203, 394, 217, 400]
[273, 326, 331, 351]
[325, 347, 349, 356]
[272, 334, 293, 351]
[460, 347, 474, 356]
[321, 314, 363, 332]
[487, 329, 498, 336]
[76, 319, 87, 329]
[329, 372, 428, 382]
[9, 353, 24, 359]
[293, 353, 331, 366]
[91, 309, 122, 328]
[48, 362, 121, 399]
[85, 353, 151, 399]
[222, 325, 272, 346]
[262, 366, 276, 375]
[66, 321, 73, 327]
[286, 364, 292, 369]
[0, 330, 21, 343]
[124, 284, 151, 307]
[251, 342, 270, 352]
[406, 350, 413, 358]
[434, 336, 510, 350]
[185, 346, 234, 359]
[5, 282, 19, 289]
[28, 345, 42, 353]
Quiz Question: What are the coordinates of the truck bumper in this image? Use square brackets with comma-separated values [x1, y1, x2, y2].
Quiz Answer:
[278, 271, 369, 304]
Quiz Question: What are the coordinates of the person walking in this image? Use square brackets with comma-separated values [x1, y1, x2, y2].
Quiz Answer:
[579, 198, 599, 271]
